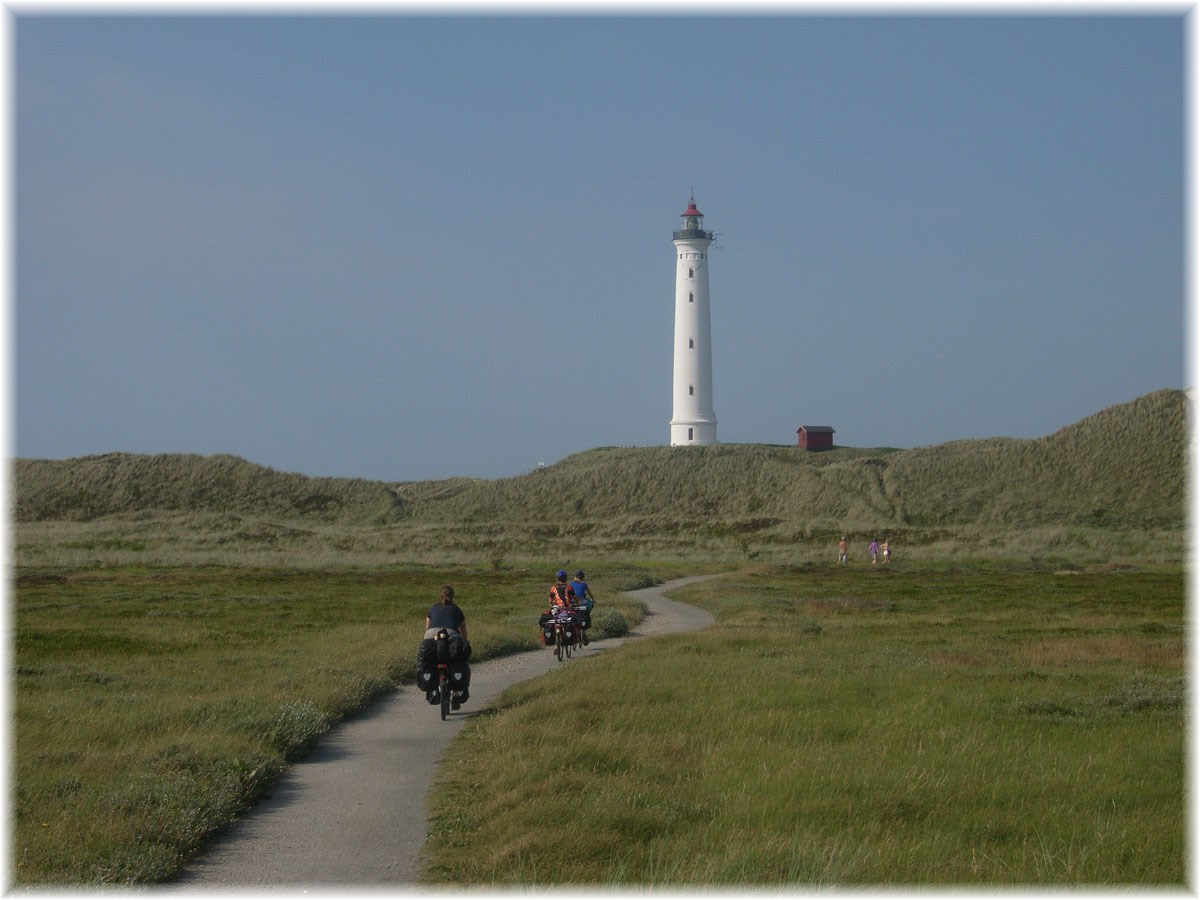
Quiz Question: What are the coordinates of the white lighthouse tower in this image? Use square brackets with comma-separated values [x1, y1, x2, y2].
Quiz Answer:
[670, 197, 718, 446]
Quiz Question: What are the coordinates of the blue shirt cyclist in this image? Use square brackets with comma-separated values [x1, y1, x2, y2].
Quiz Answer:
[425, 584, 468, 640]
[570, 570, 595, 610]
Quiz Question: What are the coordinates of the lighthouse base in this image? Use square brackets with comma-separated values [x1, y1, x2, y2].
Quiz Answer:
[670, 421, 717, 446]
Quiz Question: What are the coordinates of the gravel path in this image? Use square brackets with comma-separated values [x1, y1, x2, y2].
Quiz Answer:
[174, 575, 718, 888]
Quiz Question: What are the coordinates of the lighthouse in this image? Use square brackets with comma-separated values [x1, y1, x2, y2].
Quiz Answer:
[670, 197, 717, 446]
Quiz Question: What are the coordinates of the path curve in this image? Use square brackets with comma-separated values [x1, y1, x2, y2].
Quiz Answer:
[174, 575, 718, 887]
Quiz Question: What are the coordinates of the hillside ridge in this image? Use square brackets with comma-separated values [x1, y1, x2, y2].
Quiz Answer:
[14, 389, 1186, 533]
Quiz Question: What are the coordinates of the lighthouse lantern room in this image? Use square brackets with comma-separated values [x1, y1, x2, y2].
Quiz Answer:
[670, 197, 718, 446]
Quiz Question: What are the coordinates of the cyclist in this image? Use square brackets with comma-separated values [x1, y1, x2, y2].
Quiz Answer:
[424, 584, 470, 709]
[546, 570, 584, 648]
[549, 570, 574, 608]
[570, 570, 595, 607]
[426, 584, 468, 639]
[570, 570, 595, 645]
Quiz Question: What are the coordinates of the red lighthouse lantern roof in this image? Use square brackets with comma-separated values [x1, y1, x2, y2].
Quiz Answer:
[680, 198, 703, 217]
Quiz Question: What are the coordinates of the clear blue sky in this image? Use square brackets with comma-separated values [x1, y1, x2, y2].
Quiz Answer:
[15, 12, 1185, 482]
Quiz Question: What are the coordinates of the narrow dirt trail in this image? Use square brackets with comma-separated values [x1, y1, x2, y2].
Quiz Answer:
[174, 575, 718, 888]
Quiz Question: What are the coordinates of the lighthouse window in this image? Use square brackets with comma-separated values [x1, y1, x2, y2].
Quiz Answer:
[689, 339, 694, 348]
[688, 428, 694, 441]
[689, 385, 695, 396]
[688, 268, 694, 278]
[689, 292, 694, 303]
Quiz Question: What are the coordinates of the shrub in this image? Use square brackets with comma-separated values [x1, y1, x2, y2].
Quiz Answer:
[593, 609, 629, 639]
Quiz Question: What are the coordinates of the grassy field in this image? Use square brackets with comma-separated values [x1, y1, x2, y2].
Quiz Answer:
[11, 563, 661, 883]
[13, 561, 1184, 885]
[11, 390, 1186, 885]
[423, 563, 1185, 885]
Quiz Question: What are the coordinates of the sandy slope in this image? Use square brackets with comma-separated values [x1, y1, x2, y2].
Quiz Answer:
[174, 575, 718, 888]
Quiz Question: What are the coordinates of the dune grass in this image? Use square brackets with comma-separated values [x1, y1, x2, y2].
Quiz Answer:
[15, 390, 1186, 569]
[422, 563, 1184, 886]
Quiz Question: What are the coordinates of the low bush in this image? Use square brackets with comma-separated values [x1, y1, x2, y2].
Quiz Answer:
[592, 608, 630, 639]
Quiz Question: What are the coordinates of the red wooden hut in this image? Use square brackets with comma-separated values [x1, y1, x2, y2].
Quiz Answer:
[796, 425, 835, 451]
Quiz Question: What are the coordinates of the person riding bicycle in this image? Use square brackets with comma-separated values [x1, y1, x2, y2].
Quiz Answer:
[549, 570, 575, 609]
[423, 584, 470, 708]
[570, 570, 595, 644]
[570, 570, 595, 608]
[546, 569, 586, 646]
[426, 584, 468, 639]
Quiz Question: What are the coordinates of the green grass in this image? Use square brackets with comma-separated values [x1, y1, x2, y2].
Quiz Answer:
[14, 390, 1186, 568]
[10, 390, 1185, 885]
[12, 563, 656, 884]
[422, 563, 1184, 885]
[13, 561, 1184, 885]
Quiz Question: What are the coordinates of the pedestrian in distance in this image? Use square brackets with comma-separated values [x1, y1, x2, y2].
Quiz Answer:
[882, 539, 891, 564]
[869, 538, 880, 565]
[837, 536, 849, 566]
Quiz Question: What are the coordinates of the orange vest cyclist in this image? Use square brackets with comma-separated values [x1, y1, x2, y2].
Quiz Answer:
[549, 570, 575, 608]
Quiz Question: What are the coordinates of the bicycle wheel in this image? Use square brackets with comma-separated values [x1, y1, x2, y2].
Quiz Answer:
[555, 627, 564, 662]
[439, 676, 451, 720]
